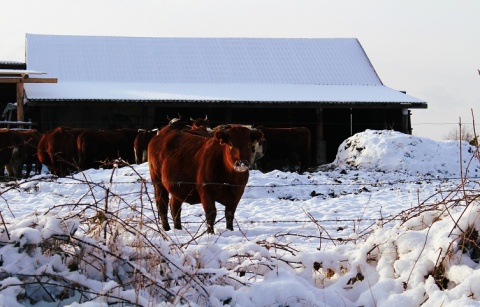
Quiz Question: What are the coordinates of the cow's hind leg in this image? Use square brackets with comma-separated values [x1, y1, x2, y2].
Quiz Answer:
[224, 203, 238, 231]
[153, 182, 171, 231]
[170, 198, 183, 230]
[35, 160, 42, 174]
[25, 162, 32, 178]
[225, 209, 235, 231]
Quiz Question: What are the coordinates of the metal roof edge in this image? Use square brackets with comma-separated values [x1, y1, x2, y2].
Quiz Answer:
[26, 97, 427, 108]
[355, 39, 384, 86]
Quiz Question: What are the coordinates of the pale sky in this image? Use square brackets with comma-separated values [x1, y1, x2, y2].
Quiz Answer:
[1, 0, 479, 140]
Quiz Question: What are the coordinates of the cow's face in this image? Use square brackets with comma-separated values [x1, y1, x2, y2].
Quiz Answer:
[214, 127, 264, 172]
[251, 138, 267, 167]
[191, 116, 210, 131]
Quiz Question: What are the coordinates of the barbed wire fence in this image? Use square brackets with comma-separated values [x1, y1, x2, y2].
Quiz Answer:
[2, 170, 479, 229]
[0, 168, 478, 256]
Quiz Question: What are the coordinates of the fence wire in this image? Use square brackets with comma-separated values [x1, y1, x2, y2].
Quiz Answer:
[1, 174, 478, 228]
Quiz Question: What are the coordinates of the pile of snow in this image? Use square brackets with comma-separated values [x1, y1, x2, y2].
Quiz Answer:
[0, 129, 479, 306]
[334, 129, 480, 177]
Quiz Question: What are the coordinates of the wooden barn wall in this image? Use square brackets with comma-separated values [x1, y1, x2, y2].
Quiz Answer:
[322, 109, 351, 163]
[322, 108, 405, 162]
[34, 105, 148, 131]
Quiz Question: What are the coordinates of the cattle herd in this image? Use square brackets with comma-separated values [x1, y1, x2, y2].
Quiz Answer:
[0, 116, 312, 233]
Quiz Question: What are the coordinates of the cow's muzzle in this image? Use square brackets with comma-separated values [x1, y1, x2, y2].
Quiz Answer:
[233, 160, 249, 172]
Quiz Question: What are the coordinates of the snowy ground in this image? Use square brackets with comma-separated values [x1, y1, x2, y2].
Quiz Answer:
[0, 129, 479, 306]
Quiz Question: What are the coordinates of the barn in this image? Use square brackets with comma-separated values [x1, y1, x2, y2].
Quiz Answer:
[3, 34, 427, 164]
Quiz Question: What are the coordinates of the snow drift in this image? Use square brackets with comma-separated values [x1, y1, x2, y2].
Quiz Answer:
[334, 129, 480, 177]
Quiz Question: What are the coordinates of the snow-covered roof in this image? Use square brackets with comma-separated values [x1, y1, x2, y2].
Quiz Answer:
[25, 82, 423, 105]
[24, 34, 426, 106]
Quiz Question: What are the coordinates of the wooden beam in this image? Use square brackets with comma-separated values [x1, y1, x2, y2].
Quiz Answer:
[0, 78, 25, 83]
[23, 77, 58, 83]
[0, 77, 57, 84]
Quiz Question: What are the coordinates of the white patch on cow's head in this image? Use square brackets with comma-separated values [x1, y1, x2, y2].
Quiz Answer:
[233, 160, 249, 172]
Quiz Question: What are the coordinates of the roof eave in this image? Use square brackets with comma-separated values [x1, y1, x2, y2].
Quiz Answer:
[26, 98, 427, 109]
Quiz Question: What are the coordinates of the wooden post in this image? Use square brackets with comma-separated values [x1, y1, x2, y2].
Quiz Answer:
[16, 81, 24, 123]
[315, 108, 326, 165]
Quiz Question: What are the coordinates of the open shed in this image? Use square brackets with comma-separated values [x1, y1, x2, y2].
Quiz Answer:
[0, 61, 57, 128]
[22, 34, 427, 164]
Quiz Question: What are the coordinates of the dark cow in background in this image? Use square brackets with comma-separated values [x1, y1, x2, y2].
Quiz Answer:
[167, 115, 211, 137]
[77, 128, 138, 170]
[134, 129, 157, 164]
[16, 129, 43, 178]
[37, 127, 91, 177]
[133, 116, 188, 166]
[0, 129, 43, 179]
[148, 124, 264, 233]
[133, 116, 210, 165]
[190, 115, 211, 137]
[254, 126, 311, 173]
[0, 129, 25, 178]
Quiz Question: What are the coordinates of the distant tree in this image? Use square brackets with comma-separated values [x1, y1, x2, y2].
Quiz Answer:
[443, 126, 475, 142]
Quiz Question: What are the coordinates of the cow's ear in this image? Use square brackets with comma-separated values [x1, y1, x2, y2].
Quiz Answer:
[214, 130, 229, 145]
[251, 130, 264, 142]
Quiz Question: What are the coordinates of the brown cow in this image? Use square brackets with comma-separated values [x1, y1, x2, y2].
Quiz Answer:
[133, 129, 158, 164]
[0, 129, 25, 179]
[77, 128, 138, 170]
[16, 129, 43, 178]
[37, 127, 91, 177]
[148, 124, 264, 233]
[254, 126, 311, 173]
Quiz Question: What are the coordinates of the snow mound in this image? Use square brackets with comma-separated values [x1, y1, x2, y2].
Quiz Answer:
[333, 130, 480, 177]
